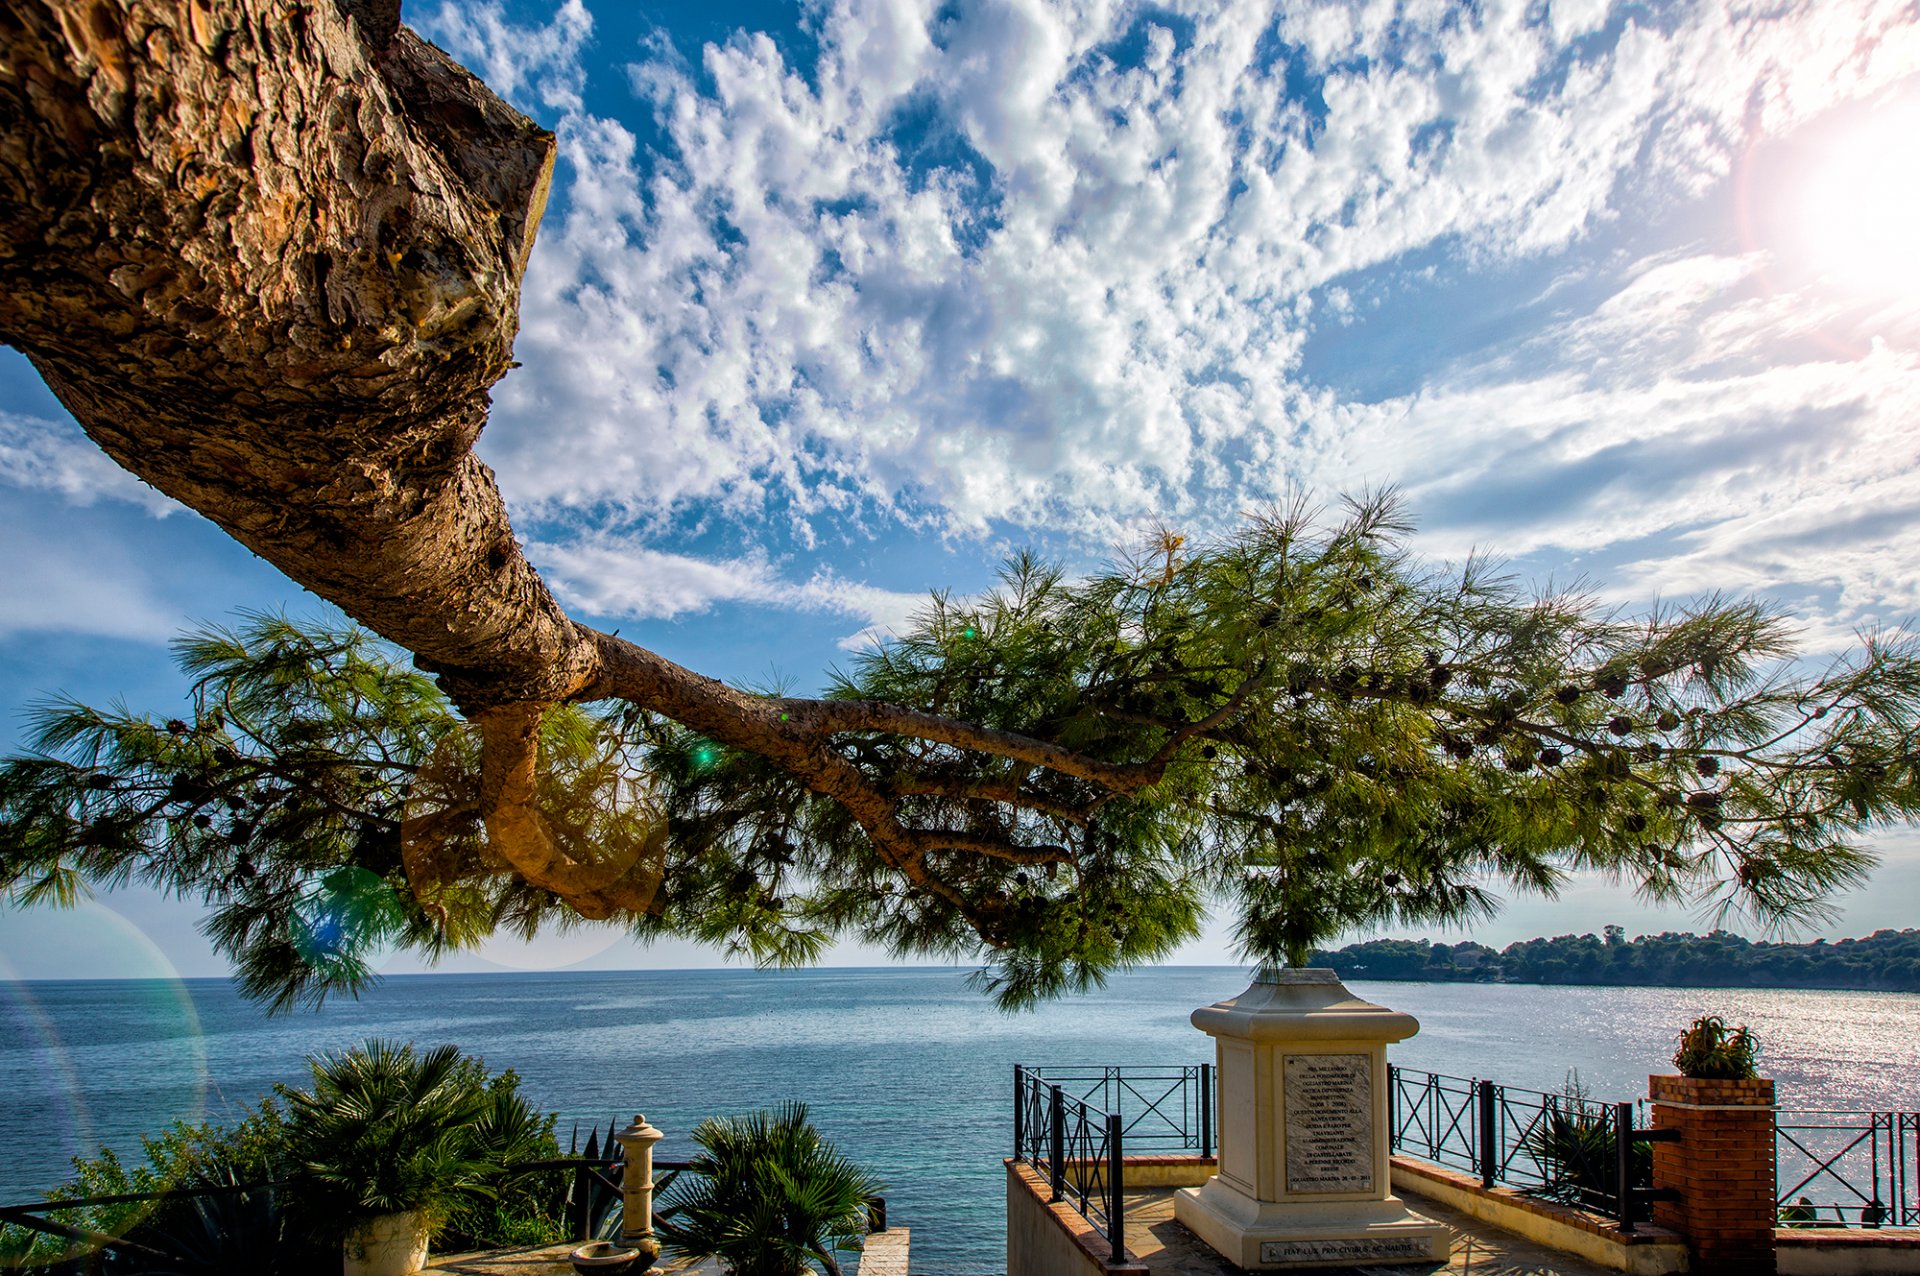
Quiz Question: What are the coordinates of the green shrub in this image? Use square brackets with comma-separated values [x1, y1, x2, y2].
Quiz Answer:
[1673, 1014, 1760, 1079]
[5, 1043, 567, 1271]
[657, 1102, 882, 1276]
[1522, 1074, 1649, 1211]
[438, 1071, 567, 1249]
[0, 1098, 321, 1275]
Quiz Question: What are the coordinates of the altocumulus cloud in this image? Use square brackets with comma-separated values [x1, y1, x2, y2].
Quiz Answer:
[414, 0, 1920, 637]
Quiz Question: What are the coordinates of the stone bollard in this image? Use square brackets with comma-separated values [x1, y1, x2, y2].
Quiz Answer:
[614, 1114, 666, 1268]
[1649, 1075, 1777, 1275]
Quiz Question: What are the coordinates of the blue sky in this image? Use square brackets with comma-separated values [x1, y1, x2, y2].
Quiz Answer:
[5, 0, 1920, 982]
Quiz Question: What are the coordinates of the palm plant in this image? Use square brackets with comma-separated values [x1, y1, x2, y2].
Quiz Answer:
[656, 1103, 882, 1276]
[282, 1040, 495, 1238]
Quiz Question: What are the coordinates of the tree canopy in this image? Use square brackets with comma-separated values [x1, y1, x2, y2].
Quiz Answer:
[7, 500, 1920, 1008]
[5, 3, 1920, 1008]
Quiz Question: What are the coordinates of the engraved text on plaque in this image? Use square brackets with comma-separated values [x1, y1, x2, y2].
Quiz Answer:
[1283, 1054, 1374, 1194]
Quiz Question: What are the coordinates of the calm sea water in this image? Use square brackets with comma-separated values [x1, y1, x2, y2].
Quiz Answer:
[4, 966, 1918, 1273]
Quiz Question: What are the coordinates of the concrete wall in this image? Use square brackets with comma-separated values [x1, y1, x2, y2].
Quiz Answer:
[1005, 1160, 1146, 1276]
[1777, 1232, 1920, 1275]
[1391, 1157, 1691, 1276]
[1116, 1155, 1216, 1189]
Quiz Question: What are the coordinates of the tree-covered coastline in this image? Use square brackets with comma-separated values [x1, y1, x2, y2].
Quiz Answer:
[1312, 927, 1920, 991]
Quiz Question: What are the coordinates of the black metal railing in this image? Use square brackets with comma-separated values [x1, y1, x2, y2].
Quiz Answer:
[1776, 1110, 1920, 1228]
[1011, 1060, 1216, 1262]
[1017, 1064, 1213, 1157]
[1388, 1066, 1664, 1228]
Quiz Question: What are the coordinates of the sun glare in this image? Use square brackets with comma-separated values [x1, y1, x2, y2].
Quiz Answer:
[1785, 93, 1920, 299]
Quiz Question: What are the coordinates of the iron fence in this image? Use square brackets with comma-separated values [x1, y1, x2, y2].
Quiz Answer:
[1016, 1064, 1213, 1156]
[1388, 1066, 1661, 1228]
[1776, 1110, 1920, 1228]
[1011, 1061, 1215, 1263]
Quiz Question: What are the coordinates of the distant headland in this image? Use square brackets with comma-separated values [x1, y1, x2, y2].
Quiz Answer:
[1311, 927, 1920, 992]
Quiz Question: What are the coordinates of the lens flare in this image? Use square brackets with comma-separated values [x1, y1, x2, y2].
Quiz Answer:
[292, 866, 405, 981]
[0, 900, 209, 1250]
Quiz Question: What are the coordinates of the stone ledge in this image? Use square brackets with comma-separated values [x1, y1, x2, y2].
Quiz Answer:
[1779, 1230, 1920, 1248]
[1391, 1155, 1690, 1275]
[857, 1227, 912, 1276]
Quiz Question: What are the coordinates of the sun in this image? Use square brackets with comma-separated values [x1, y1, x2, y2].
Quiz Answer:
[1781, 91, 1920, 300]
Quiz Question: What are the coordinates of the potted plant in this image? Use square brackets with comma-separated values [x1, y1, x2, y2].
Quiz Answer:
[1672, 1014, 1760, 1080]
[284, 1040, 495, 1276]
[656, 1102, 883, 1276]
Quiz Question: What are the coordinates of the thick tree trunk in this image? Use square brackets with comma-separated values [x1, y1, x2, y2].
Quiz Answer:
[0, 0, 1056, 927]
[0, 0, 588, 708]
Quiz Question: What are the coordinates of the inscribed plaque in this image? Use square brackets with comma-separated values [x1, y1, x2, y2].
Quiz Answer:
[1259, 1236, 1432, 1263]
[1282, 1053, 1374, 1193]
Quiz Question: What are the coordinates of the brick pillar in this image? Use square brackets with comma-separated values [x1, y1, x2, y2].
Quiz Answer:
[1649, 1074, 1776, 1275]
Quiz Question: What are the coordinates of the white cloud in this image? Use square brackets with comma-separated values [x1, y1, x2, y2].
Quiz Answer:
[527, 534, 931, 648]
[415, 0, 594, 114]
[0, 411, 179, 517]
[471, 0, 1913, 526]
[424, 0, 1920, 641]
[1300, 250, 1920, 649]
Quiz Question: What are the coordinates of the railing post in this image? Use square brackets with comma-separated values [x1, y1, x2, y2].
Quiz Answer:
[1478, 1079, 1498, 1189]
[1615, 1101, 1636, 1231]
[1013, 1065, 1025, 1161]
[1200, 1063, 1213, 1160]
[1388, 1064, 1399, 1151]
[1866, 1112, 1886, 1228]
[1109, 1112, 1125, 1263]
[571, 1158, 591, 1240]
[1049, 1084, 1066, 1203]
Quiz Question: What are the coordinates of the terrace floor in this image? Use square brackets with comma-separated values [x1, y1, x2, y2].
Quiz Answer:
[1124, 1185, 1618, 1276]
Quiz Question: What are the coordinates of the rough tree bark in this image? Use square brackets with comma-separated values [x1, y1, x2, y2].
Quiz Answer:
[0, 0, 1110, 931]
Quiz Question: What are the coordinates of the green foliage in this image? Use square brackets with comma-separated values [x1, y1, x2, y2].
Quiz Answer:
[0, 1099, 320, 1276]
[11, 498, 1920, 1008]
[1522, 1074, 1650, 1209]
[281, 1039, 497, 1235]
[0, 612, 655, 1011]
[0, 1045, 564, 1271]
[1672, 1014, 1760, 1079]
[1316, 927, 1920, 992]
[656, 1102, 883, 1276]
[437, 1073, 567, 1250]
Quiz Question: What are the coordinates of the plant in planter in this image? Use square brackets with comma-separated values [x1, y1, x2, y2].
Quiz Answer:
[284, 1040, 496, 1276]
[656, 1103, 883, 1276]
[1673, 1014, 1760, 1079]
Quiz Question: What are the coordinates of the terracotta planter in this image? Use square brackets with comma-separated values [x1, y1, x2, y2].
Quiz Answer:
[343, 1210, 431, 1276]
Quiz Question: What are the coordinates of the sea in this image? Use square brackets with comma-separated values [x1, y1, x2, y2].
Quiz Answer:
[4, 966, 1919, 1273]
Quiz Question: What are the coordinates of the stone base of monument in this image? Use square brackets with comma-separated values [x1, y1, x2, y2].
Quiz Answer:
[1174, 1180, 1450, 1270]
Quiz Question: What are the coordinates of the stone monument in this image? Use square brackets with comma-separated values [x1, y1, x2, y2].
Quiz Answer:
[1173, 968, 1450, 1270]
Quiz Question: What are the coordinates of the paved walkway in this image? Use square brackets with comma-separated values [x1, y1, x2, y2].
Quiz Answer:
[430, 1230, 909, 1275]
[430, 1245, 720, 1275]
[1126, 1187, 1617, 1276]
[432, 1199, 1604, 1275]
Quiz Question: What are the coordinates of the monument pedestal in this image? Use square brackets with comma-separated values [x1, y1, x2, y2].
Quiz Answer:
[1173, 968, 1449, 1271]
